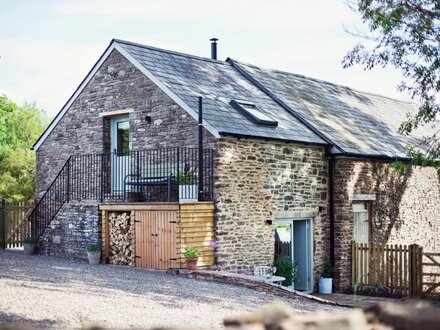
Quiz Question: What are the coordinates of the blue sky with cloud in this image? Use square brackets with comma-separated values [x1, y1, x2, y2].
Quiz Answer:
[0, 0, 408, 116]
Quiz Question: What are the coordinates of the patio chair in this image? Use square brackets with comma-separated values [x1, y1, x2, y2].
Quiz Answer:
[254, 265, 271, 278]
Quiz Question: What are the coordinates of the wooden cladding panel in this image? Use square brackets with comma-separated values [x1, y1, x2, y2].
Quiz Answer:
[177, 202, 215, 268]
[100, 202, 214, 270]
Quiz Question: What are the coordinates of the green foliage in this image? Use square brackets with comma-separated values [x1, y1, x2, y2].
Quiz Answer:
[183, 247, 201, 258]
[321, 258, 335, 278]
[0, 95, 49, 203]
[23, 236, 38, 244]
[176, 171, 196, 185]
[274, 257, 299, 287]
[85, 243, 102, 252]
[344, 1, 440, 164]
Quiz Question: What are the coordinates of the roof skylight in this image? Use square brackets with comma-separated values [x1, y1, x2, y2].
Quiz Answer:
[230, 100, 278, 127]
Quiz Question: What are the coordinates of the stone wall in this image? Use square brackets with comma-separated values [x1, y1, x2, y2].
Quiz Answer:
[333, 158, 440, 290]
[36, 49, 216, 198]
[37, 201, 100, 260]
[214, 137, 329, 284]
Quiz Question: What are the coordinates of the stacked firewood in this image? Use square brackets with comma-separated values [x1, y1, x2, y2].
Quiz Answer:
[109, 212, 134, 266]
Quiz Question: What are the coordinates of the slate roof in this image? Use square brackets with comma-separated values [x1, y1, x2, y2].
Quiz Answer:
[34, 38, 432, 159]
[116, 40, 326, 145]
[228, 59, 431, 158]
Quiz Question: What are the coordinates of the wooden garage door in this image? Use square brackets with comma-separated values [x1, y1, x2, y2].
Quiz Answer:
[135, 210, 177, 269]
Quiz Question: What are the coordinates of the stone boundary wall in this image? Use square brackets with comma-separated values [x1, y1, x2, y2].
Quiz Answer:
[333, 158, 440, 291]
[37, 201, 100, 260]
[214, 137, 329, 283]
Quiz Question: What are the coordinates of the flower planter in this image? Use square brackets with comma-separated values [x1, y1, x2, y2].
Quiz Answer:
[318, 277, 333, 294]
[179, 185, 198, 201]
[185, 257, 198, 270]
[23, 243, 35, 256]
[87, 251, 101, 265]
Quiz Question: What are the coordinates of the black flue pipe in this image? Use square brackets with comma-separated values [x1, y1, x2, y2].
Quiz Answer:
[198, 96, 204, 201]
[210, 38, 218, 60]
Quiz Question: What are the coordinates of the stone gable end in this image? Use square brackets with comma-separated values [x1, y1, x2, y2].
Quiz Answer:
[36, 49, 216, 197]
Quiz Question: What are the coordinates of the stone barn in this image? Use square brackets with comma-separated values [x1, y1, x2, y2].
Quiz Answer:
[29, 39, 439, 292]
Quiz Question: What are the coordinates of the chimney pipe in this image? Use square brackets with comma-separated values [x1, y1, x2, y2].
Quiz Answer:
[210, 38, 218, 60]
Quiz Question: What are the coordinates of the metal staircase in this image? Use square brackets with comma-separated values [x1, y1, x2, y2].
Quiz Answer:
[28, 156, 71, 239]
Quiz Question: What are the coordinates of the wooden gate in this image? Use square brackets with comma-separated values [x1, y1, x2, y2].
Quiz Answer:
[135, 210, 177, 269]
[421, 252, 440, 297]
[0, 199, 33, 249]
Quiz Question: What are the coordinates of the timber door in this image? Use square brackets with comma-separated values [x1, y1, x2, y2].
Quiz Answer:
[353, 203, 369, 244]
[135, 210, 177, 269]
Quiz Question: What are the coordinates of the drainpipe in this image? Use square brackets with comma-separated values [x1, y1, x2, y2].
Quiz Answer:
[198, 96, 204, 201]
[328, 153, 335, 267]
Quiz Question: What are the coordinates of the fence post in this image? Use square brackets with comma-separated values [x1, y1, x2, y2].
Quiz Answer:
[418, 245, 423, 298]
[0, 199, 6, 249]
[409, 244, 422, 296]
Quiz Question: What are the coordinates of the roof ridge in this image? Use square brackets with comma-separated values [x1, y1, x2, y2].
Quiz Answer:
[227, 57, 414, 106]
[113, 38, 229, 66]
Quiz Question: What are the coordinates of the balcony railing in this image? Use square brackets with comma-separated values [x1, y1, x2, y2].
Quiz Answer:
[29, 147, 214, 239]
[68, 147, 215, 203]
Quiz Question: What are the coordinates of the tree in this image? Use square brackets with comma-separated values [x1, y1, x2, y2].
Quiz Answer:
[343, 0, 440, 168]
[0, 95, 49, 202]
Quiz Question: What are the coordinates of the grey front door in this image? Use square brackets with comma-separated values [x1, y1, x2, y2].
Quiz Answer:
[293, 219, 313, 291]
[275, 218, 313, 292]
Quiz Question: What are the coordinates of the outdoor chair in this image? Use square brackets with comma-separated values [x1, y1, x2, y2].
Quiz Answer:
[254, 265, 272, 278]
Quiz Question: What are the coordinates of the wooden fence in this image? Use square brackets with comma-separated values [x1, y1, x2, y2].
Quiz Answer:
[0, 199, 33, 249]
[352, 242, 439, 297]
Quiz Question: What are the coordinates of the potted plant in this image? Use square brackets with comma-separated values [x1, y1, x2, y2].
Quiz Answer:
[274, 257, 299, 288]
[23, 237, 37, 256]
[177, 170, 198, 201]
[183, 247, 201, 270]
[85, 242, 102, 265]
[319, 258, 334, 294]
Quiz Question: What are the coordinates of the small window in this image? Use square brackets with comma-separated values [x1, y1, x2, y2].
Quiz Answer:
[230, 100, 278, 126]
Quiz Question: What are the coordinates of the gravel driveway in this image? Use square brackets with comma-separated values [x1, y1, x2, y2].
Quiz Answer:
[0, 250, 345, 329]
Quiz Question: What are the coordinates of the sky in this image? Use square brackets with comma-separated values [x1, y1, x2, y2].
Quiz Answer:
[0, 0, 409, 117]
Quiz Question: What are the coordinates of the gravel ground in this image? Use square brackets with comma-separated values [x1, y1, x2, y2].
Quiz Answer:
[0, 250, 346, 329]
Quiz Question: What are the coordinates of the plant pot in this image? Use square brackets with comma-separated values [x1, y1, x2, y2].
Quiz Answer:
[23, 243, 35, 256]
[319, 277, 333, 294]
[185, 257, 198, 270]
[179, 185, 198, 201]
[87, 251, 101, 265]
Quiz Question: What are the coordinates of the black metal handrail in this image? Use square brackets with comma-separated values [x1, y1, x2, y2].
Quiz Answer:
[29, 147, 214, 239]
[29, 156, 71, 239]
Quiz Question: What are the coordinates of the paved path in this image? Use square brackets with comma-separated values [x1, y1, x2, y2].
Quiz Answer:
[0, 250, 345, 329]
[313, 293, 401, 308]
